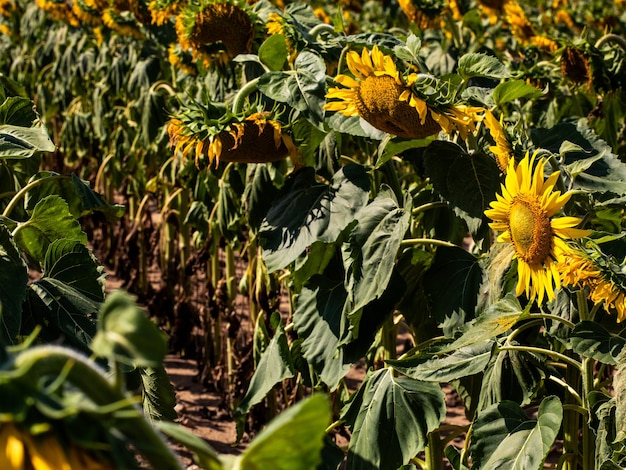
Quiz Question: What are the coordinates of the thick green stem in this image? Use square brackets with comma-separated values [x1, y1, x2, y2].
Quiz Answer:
[498, 345, 582, 370]
[425, 430, 444, 470]
[232, 78, 260, 114]
[9, 346, 183, 470]
[562, 362, 580, 470]
[595, 33, 626, 51]
[2, 174, 68, 218]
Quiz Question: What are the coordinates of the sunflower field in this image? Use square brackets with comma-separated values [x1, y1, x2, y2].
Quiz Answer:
[0, 0, 625, 468]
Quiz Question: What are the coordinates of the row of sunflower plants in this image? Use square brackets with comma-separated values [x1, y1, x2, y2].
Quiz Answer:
[0, 77, 334, 469]
[1, 0, 626, 468]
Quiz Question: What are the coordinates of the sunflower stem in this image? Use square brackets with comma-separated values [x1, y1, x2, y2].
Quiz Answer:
[2, 174, 68, 218]
[498, 345, 582, 370]
[594, 33, 626, 51]
[232, 77, 260, 114]
[400, 238, 457, 249]
[308, 23, 336, 40]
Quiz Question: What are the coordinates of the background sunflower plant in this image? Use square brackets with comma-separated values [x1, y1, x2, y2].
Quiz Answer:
[0, 0, 625, 468]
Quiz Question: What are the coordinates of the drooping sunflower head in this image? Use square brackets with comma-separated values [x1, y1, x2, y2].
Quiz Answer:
[559, 244, 626, 322]
[167, 42, 197, 76]
[561, 45, 592, 87]
[36, 0, 81, 27]
[503, 0, 535, 44]
[168, 101, 298, 169]
[325, 46, 442, 139]
[398, 0, 447, 30]
[485, 151, 591, 304]
[102, 7, 143, 38]
[476, 0, 506, 24]
[484, 109, 512, 172]
[72, 0, 107, 25]
[0, 422, 116, 470]
[148, 0, 183, 25]
[175, 0, 255, 67]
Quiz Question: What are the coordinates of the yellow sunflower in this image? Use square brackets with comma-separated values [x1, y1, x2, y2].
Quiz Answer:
[0, 422, 114, 470]
[559, 247, 626, 322]
[484, 109, 512, 172]
[325, 46, 483, 140]
[484, 151, 591, 304]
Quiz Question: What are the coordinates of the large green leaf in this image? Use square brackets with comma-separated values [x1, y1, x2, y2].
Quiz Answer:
[293, 272, 402, 389]
[387, 340, 494, 382]
[236, 394, 331, 470]
[492, 80, 543, 106]
[25, 279, 100, 353]
[0, 124, 55, 159]
[13, 195, 87, 266]
[91, 290, 167, 367]
[234, 325, 295, 418]
[422, 246, 483, 334]
[258, 33, 288, 71]
[326, 113, 387, 140]
[478, 396, 563, 470]
[140, 365, 178, 422]
[477, 346, 547, 411]
[457, 53, 510, 80]
[341, 368, 446, 470]
[571, 321, 626, 365]
[444, 294, 526, 351]
[531, 119, 626, 196]
[0, 96, 38, 127]
[258, 50, 326, 127]
[0, 224, 28, 344]
[471, 401, 530, 466]
[342, 187, 410, 317]
[43, 238, 105, 302]
[244, 164, 281, 232]
[423, 141, 500, 238]
[260, 165, 370, 272]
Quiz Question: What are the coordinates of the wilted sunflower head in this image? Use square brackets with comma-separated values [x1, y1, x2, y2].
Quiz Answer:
[485, 151, 591, 304]
[503, 0, 535, 44]
[561, 45, 592, 87]
[398, 0, 446, 30]
[36, 0, 80, 27]
[102, 7, 143, 38]
[559, 244, 626, 322]
[175, 0, 255, 66]
[0, 422, 116, 470]
[325, 46, 442, 139]
[168, 43, 197, 75]
[148, 0, 183, 25]
[168, 102, 297, 169]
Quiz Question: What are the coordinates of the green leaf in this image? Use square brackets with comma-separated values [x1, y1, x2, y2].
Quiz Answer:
[531, 119, 626, 196]
[25, 278, 100, 353]
[326, 113, 387, 140]
[571, 321, 626, 365]
[471, 401, 536, 465]
[258, 34, 289, 71]
[423, 141, 500, 239]
[0, 224, 28, 344]
[293, 273, 401, 389]
[91, 290, 167, 367]
[457, 53, 510, 80]
[388, 341, 494, 382]
[141, 365, 178, 421]
[43, 239, 105, 302]
[0, 124, 55, 159]
[14, 195, 87, 266]
[444, 293, 525, 351]
[155, 420, 223, 470]
[342, 187, 410, 317]
[0, 96, 38, 127]
[258, 51, 327, 127]
[260, 165, 370, 272]
[234, 326, 295, 418]
[341, 368, 446, 469]
[423, 246, 483, 333]
[377, 136, 434, 168]
[237, 394, 331, 470]
[478, 396, 563, 470]
[492, 79, 543, 105]
[244, 164, 282, 232]
[478, 347, 547, 410]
